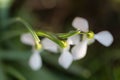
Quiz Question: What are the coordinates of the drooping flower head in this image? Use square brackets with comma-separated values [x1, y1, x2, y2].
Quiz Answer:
[71, 17, 114, 60]
[41, 38, 73, 69]
[58, 43, 73, 69]
[21, 33, 42, 70]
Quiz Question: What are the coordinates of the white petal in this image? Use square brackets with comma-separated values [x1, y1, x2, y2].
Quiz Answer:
[94, 31, 114, 47]
[29, 50, 42, 70]
[72, 17, 89, 32]
[67, 34, 80, 45]
[21, 33, 35, 46]
[58, 50, 73, 69]
[71, 40, 88, 60]
[41, 38, 58, 53]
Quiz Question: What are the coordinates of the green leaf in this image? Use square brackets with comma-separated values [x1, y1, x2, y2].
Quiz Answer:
[5, 66, 26, 80]
[0, 30, 25, 42]
[0, 62, 6, 80]
[0, 50, 31, 60]
[113, 66, 120, 80]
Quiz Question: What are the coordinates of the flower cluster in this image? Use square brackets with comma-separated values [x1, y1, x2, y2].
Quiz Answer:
[20, 17, 113, 70]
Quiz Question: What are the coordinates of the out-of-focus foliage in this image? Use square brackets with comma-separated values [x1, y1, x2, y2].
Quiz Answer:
[0, 0, 120, 80]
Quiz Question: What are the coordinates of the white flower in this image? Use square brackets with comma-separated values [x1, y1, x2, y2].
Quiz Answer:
[71, 17, 114, 60]
[29, 49, 42, 70]
[41, 38, 73, 69]
[58, 45, 73, 69]
[21, 33, 42, 70]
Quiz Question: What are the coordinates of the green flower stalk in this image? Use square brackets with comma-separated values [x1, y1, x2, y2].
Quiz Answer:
[36, 31, 67, 48]
[57, 30, 81, 39]
[11, 17, 41, 50]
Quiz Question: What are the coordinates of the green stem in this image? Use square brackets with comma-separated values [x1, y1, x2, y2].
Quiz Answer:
[10, 17, 40, 43]
[36, 31, 66, 48]
[9, 17, 42, 49]
[57, 30, 81, 39]
[15, 18, 39, 42]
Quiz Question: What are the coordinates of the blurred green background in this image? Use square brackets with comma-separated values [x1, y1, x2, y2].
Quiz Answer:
[0, 0, 120, 80]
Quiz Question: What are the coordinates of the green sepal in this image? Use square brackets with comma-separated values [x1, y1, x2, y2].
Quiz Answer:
[87, 31, 95, 39]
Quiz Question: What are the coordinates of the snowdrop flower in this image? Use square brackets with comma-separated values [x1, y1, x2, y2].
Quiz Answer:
[41, 38, 73, 69]
[71, 17, 114, 60]
[58, 45, 73, 69]
[21, 33, 42, 70]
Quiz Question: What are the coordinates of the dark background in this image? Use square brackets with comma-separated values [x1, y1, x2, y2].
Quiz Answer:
[0, 0, 120, 80]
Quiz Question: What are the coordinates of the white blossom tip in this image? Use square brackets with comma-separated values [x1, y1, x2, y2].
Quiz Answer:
[21, 33, 35, 46]
[72, 17, 89, 32]
[29, 50, 42, 70]
[94, 31, 114, 47]
[58, 51, 73, 69]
